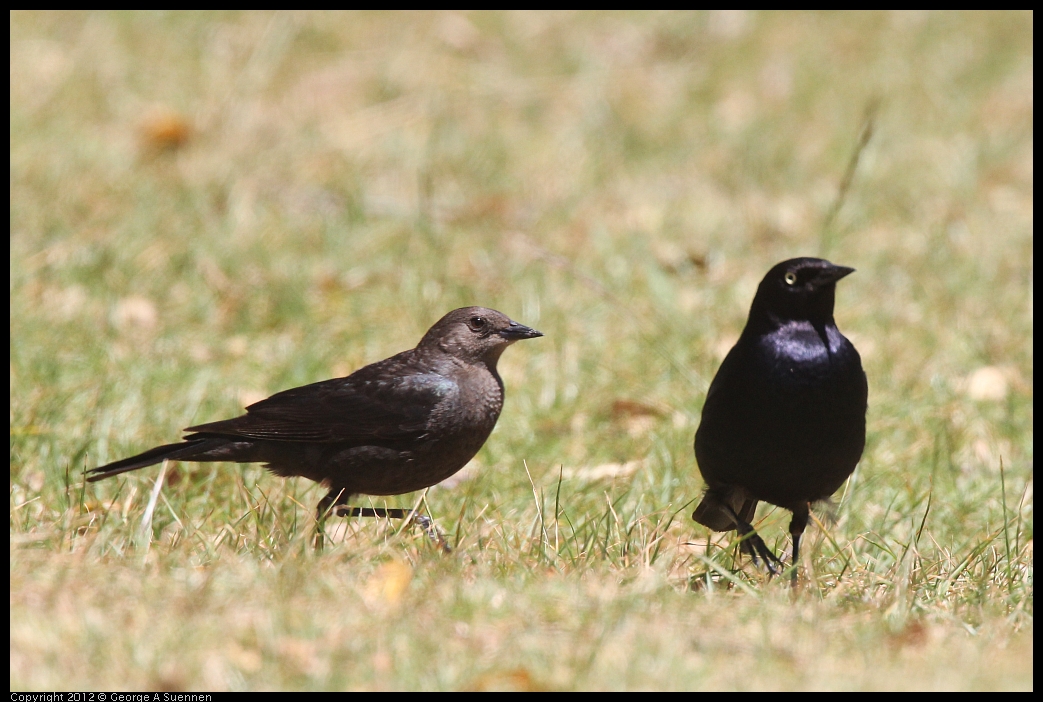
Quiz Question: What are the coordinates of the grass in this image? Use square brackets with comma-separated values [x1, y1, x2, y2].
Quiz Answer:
[11, 10, 1032, 690]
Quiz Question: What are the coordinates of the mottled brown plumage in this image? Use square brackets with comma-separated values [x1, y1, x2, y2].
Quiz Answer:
[87, 307, 542, 544]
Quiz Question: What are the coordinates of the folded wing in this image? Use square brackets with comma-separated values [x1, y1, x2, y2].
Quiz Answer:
[187, 368, 457, 448]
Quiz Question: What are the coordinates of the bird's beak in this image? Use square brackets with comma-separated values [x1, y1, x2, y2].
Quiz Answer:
[499, 321, 543, 340]
[815, 265, 855, 287]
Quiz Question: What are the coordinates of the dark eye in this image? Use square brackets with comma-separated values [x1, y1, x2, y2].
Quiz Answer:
[784, 271, 798, 286]
[467, 316, 487, 331]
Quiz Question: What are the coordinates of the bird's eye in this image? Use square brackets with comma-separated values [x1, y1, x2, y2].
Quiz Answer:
[468, 316, 487, 331]
[784, 271, 798, 286]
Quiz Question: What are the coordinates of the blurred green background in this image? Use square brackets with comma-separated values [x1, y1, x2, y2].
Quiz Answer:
[11, 11, 1032, 691]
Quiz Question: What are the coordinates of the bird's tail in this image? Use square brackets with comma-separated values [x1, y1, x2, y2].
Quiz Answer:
[692, 487, 758, 532]
[85, 437, 227, 482]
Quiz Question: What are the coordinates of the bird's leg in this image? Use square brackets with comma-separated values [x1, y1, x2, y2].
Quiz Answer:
[313, 487, 351, 551]
[333, 506, 451, 553]
[727, 505, 781, 577]
[787, 505, 810, 585]
[334, 507, 410, 519]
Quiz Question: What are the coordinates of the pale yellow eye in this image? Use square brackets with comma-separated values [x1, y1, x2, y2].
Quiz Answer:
[784, 271, 798, 286]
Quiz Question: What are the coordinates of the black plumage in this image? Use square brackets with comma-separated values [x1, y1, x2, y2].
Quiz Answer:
[87, 306, 542, 546]
[693, 258, 867, 579]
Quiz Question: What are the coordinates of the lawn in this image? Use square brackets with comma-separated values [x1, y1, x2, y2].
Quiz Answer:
[10, 11, 1032, 690]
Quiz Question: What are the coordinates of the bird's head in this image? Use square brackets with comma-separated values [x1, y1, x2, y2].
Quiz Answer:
[750, 257, 855, 327]
[419, 306, 543, 365]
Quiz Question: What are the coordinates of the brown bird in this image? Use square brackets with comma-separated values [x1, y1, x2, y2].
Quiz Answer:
[87, 306, 543, 548]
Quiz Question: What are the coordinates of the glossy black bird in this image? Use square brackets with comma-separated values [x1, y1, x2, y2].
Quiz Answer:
[87, 306, 542, 547]
[693, 258, 867, 580]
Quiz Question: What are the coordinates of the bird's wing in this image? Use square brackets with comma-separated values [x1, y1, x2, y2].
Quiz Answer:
[702, 341, 748, 407]
[186, 367, 457, 446]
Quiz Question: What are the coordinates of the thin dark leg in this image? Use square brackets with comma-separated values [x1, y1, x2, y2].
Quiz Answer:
[727, 505, 781, 577]
[788, 505, 810, 585]
[313, 487, 351, 551]
[333, 507, 410, 519]
[331, 505, 451, 553]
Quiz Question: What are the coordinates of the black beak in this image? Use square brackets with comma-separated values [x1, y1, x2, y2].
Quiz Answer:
[814, 264, 855, 287]
[499, 321, 543, 340]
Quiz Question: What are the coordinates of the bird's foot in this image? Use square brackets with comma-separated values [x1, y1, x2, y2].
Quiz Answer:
[737, 532, 783, 577]
[333, 506, 451, 553]
[407, 514, 452, 553]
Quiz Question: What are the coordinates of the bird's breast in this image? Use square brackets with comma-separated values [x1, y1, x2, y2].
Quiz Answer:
[761, 323, 860, 385]
[426, 365, 504, 436]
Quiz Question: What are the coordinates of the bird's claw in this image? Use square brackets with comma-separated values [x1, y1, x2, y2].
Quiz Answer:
[326, 506, 451, 553]
[407, 514, 452, 553]
[737, 531, 783, 577]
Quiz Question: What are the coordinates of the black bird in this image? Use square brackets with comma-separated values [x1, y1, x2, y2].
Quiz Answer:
[87, 306, 542, 548]
[693, 258, 867, 580]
